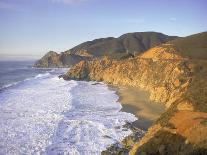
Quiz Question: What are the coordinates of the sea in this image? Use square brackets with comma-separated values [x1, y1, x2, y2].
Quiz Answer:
[0, 60, 138, 155]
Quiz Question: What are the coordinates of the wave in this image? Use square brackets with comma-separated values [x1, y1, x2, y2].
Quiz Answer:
[34, 73, 51, 79]
[0, 82, 20, 90]
[0, 74, 77, 154]
[0, 72, 52, 91]
[0, 72, 139, 155]
[0, 66, 67, 91]
[46, 81, 138, 154]
[0, 78, 33, 91]
[32, 67, 69, 71]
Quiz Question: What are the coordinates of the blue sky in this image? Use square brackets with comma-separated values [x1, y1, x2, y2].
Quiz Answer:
[0, 0, 206, 59]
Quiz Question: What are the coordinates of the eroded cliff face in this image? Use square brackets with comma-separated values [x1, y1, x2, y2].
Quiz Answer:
[64, 47, 195, 108]
[63, 36, 207, 154]
[33, 51, 92, 68]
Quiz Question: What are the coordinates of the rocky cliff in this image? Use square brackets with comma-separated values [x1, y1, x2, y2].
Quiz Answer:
[34, 32, 178, 67]
[63, 32, 207, 154]
[33, 50, 92, 68]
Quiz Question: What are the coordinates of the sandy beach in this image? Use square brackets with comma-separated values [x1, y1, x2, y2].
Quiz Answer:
[115, 86, 165, 130]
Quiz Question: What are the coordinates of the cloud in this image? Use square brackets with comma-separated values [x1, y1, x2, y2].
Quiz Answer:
[170, 17, 177, 22]
[51, 0, 88, 5]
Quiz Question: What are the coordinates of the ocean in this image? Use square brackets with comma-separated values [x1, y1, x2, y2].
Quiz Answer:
[0, 60, 137, 154]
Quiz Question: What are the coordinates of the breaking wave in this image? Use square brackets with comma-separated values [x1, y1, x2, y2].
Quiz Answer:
[0, 71, 138, 155]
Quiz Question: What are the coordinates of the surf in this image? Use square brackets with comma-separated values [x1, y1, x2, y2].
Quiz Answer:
[0, 70, 138, 155]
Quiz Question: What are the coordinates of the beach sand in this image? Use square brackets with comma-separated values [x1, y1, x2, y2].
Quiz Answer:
[114, 86, 165, 130]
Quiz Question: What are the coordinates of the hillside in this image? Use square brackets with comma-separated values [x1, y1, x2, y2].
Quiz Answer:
[33, 50, 92, 68]
[169, 32, 207, 59]
[139, 32, 207, 60]
[63, 32, 207, 154]
[34, 32, 178, 67]
[69, 32, 178, 58]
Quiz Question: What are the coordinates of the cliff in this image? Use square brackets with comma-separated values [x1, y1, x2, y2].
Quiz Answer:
[63, 32, 207, 154]
[34, 32, 178, 67]
[33, 50, 92, 68]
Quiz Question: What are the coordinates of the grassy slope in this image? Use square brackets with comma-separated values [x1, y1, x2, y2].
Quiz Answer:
[69, 32, 178, 58]
[170, 31, 207, 59]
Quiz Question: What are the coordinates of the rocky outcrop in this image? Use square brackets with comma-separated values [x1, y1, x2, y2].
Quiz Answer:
[34, 32, 178, 68]
[33, 51, 92, 68]
[63, 32, 207, 154]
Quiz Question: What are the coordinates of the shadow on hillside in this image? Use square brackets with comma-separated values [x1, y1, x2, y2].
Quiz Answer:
[136, 130, 207, 155]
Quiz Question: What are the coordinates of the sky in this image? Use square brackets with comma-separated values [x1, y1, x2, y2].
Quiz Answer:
[0, 0, 206, 59]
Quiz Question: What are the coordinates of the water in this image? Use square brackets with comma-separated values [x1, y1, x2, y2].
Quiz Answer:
[0, 61, 138, 155]
[0, 61, 53, 90]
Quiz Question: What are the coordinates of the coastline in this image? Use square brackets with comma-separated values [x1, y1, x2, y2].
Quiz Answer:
[102, 85, 165, 154]
[110, 85, 165, 130]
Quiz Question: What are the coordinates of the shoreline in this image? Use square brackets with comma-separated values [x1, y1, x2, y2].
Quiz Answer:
[109, 85, 165, 130]
[103, 84, 165, 154]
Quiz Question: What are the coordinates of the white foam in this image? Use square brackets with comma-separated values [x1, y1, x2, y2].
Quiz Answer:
[0, 72, 138, 155]
[0, 78, 32, 91]
[0, 72, 53, 91]
[0, 82, 19, 90]
[34, 73, 51, 79]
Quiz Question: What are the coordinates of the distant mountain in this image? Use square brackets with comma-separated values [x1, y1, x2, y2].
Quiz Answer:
[69, 32, 178, 59]
[34, 32, 178, 67]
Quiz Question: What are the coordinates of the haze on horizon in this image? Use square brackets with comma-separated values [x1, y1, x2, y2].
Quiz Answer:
[0, 0, 206, 60]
